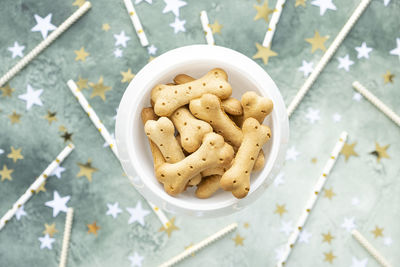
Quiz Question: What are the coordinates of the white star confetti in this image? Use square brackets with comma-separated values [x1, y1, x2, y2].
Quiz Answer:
[389, 38, 400, 60]
[128, 252, 144, 267]
[31, 14, 57, 39]
[106, 202, 123, 219]
[286, 146, 300, 161]
[274, 172, 285, 187]
[114, 31, 131, 47]
[51, 166, 65, 179]
[0, 149, 4, 155]
[305, 107, 320, 124]
[274, 246, 285, 262]
[45, 191, 70, 217]
[332, 113, 341, 122]
[383, 0, 391, 6]
[18, 84, 43, 110]
[350, 257, 368, 267]
[38, 234, 55, 250]
[162, 0, 187, 17]
[8, 41, 25, 58]
[383, 236, 393, 246]
[355, 42, 373, 59]
[136, 0, 152, 4]
[299, 230, 312, 244]
[341, 217, 356, 232]
[337, 54, 354, 72]
[169, 17, 186, 34]
[279, 220, 293, 236]
[147, 44, 157, 55]
[126, 201, 150, 226]
[114, 48, 123, 58]
[351, 197, 360, 206]
[311, 0, 337, 16]
[298, 60, 314, 77]
[15, 205, 27, 220]
[353, 92, 362, 101]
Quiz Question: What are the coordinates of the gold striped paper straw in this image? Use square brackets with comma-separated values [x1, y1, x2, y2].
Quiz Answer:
[0, 2, 91, 87]
[159, 223, 237, 267]
[0, 144, 75, 231]
[276, 132, 347, 267]
[352, 229, 392, 267]
[287, 0, 371, 117]
[59, 208, 74, 267]
[262, 0, 286, 48]
[352, 81, 400, 127]
[66, 80, 170, 229]
[200, 11, 214, 45]
[123, 0, 149, 47]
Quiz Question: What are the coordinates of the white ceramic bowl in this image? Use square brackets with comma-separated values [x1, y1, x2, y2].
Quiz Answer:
[115, 45, 289, 217]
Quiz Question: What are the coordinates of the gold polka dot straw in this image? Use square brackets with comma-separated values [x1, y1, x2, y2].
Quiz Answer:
[0, 144, 75, 231]
[66, 80, 170, 228]
[123, 0, 149, 47]
[200, 11, 215, 45]
[0, 2, 91, 88]
[287, 0, 371, 117]
[262, 0, 286, 48]
[276, 132, 347, 267]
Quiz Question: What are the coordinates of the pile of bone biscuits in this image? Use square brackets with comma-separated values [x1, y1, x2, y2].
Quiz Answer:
[141, 68, 273, 199]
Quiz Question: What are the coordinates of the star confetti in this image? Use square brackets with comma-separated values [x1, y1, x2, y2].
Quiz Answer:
[8, 111, 21, 124]
[159, 217, 179, 237]
[169, 17, 186, 34]
[74, 47, 89, 61]
[274, 204, 287, 217]
[389, 38, 400, 59]
[51, 166, 66, 179]
[43, 223, 58, 237]
[128, 252, 144, 267]
[162, 0, 187, 17]
[340, 142, 358, 161]
[76, 76, 89, 90]
[114, 31, 130, 47]
[299, 230, 312, 243]
[38, 234, 55, 250]
[341, 217, 356, 232]
[44, 111, 57, 124]
[210, 20, 223, 34]
[311, 0, 336, 16]
[253, 0, 274, 23]
[77, 160, 98, 182]
[305, 107, 320, 124]
[296, 0, 306, 7]
[102, 23, 110, 31]
[355, 42, 373, 59]
[147, 44, 157, 55]
[61, 131, 73, 142]
[121, 69, 135, 83]
[15, 206, 27, 220]
[72, 0, 85, 7]
[126, 201, 150, 226]
[87, 222, 100, 235]
[1, 84, 15, 97]
[35, 182, 46, 193]
[232, 233, 245, 246]
[114, 48, 123, 58]
[323, 250, 336, 263]
[106, 202, 123, 219]
[253, 43, 277, 64]
[0, 165, 13, 181]
[31, 14, 56, 39]
[8, 41, 25, 58]
[305, 31, 329, 53]
[184, 244, 196, 257]
[371, 226, 384, 238]
[7, 146, 24, 163]
[89, 76, 112, 101]
[371, 142, 390, 162]
[337, 54, 354, 72]
[299, 60, 314, 77]
[323, 187, 336, 200]
[350, 257, 368, 267]
[286, 146, 300, 161]
[322, 232, 334, 244]
[383, 71, 394, 84]
[45, 191, 70, 217]
[279, 221, 293, 235]
[18, 84, 43, 110]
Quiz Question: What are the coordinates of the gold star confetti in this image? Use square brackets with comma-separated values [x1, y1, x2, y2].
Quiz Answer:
[305, 31, 329, 53]
[253, 0, 274, 23]
[1, 84, 15, 97]
[324, 251, 336, 263]
[59, 125, 67, 132]
[232, 233, 245, 246]
[324, 187, 336, 200]
[102, 23, 110, 32]
[43, 223, 58, 237]
[253, 43, 277, 64]
[295, 0, 306, 7]
[383, 71, 394, 84]
[74, 47, 89, 62]
[121, 68, 135, 83]
[72, 0, 85, 7]
[77, 160, 98, 182]
[322, 232, 334, 244]
[311, 157, 317, 164]
[184, 243, 195, 257]
[7, 146, 24, 163]
[371, 142, 390, 163]
[159, 217, 179, 237]
[35, 181, 46, 193]
[210, 20, 223, 34]
[244, 222, 250, 228]
[148, 56, 155, 62]
[340, 142, 358, 161]
[371, 226, 384, 238]
[61, 131, 73, 142]
[87, 222, 100, 235]
[89, 76, 112, 101]
[0, 165, 13, 181]
[274, 204, 287, 217]
[8, 111, 21, 124]
[44, 110, 57, 125]
[76, 76, 89, 90]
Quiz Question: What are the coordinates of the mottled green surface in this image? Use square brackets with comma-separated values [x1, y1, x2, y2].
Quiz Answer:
[0, 0, 399, 266]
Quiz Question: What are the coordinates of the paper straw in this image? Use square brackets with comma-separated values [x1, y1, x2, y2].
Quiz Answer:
[352, 229, 392, 267]
[59, 208, 74, 267]
[352, 81, 400, 127]
[123, 0, 149, 47]
[276, 132, 347, 267]
[200, 11, 214, 45]
[262, 0, 286, 48]
[159, 223, 237, 267]
[287, 0, 371, 117]
[66, 80, 170, 228]
[0, 2, 91, 87]
[0, 144, 75, 231]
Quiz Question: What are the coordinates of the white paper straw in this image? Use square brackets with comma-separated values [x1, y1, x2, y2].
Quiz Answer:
[67, 80, 170, 228]
[352, 81, 400, 127]
[200, 11, 214, 45]
[59, 208, 74, 267]
[262, 0, 286, 48]
[0, 2, 91, 87]
[0, 144, 75, 231]
[159, 223, 237, 267]
[287, 0, 371, 117]
[352, 229, 392, 267]
[276, 132, 348, 267]
[123, 0, 149, 47]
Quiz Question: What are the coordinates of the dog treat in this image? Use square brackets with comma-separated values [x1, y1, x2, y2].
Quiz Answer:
[174, 74, 243, 116]
[175, 135, 202, 186]
[151, 69, 232, 116]
[171, 107, 213, 153]
[220, 118, 271, 199]
[190, 94, 243, 149]
[141, 108, 165, 170]
[195, 175, 221, 199]
[156, 133, 234, 195]
[240, 91, 273, 125]
[201, 166, 226, 177]
[253, 150, 265, 172]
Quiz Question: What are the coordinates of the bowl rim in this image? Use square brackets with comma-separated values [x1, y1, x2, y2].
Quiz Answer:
[115, 44, 289, 217]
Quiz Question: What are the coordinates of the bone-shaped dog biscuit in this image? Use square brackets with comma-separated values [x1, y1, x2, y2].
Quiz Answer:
[156, 132, 234, 195]
[241, 91, 273, 125]
[195, 175, 221, 199]
[220, 118, 271, 199]
[171, 107, 213, 153]
[189, 94, 243, 149]
[174, 74, 243, 116]
[253, 150, 265, 172]
[151, 68, 232, 116]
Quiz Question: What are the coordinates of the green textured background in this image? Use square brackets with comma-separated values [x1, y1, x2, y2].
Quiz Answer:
[0, 0, 399, 266]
